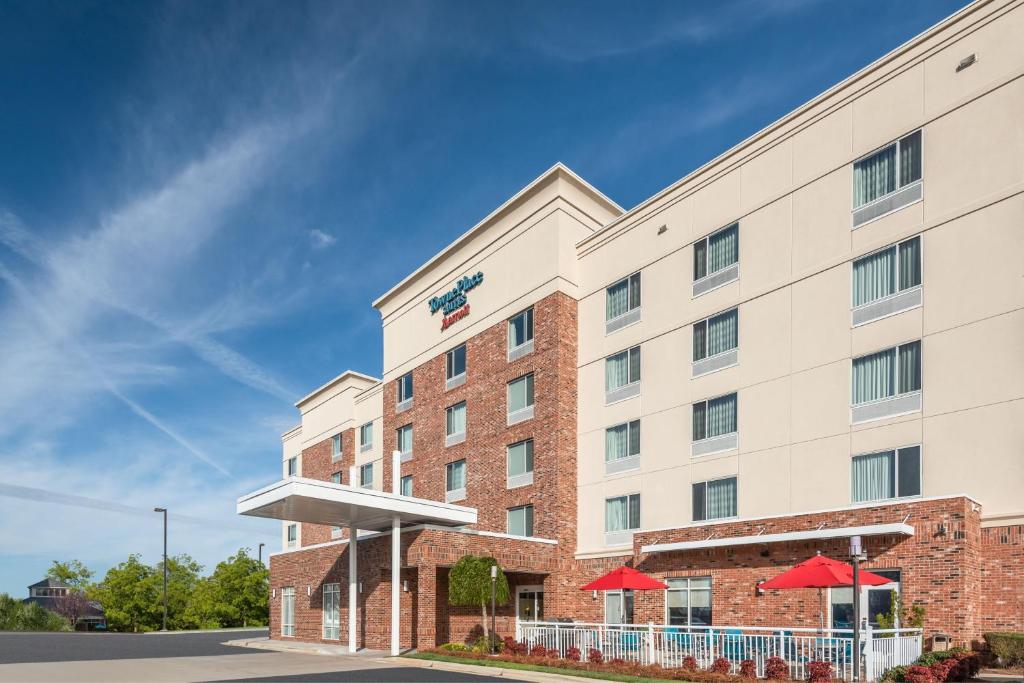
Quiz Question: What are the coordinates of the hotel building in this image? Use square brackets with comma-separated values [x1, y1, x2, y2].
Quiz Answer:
[238, 0, 1024, 654]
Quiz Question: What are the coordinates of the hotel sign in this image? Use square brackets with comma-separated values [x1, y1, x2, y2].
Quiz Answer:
[429, 271, 484, 331]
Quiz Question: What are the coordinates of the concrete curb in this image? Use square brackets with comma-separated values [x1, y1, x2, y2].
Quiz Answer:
[143, 628, 269, 636]
[223, 637, 390, 658]
[390, 657, 607, 683]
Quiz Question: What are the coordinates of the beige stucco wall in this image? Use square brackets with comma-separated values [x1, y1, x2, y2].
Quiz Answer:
[575, 0, 1024, 554]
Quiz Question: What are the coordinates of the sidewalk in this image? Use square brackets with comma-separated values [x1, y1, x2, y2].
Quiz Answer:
[223, 636, 390, 658]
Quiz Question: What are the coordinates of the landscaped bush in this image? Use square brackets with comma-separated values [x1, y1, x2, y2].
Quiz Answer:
[502, 636, 526, 655]
[882, 647, 980, 683]
[439, 642, 470, 652]
[587, 647, 603, 664]
[764, 656, 789, 680]
[903, 664, 935, 683]
[565, 646, 581, 662]
[546, 647, 560, 659]
[529, 644, 547, 658]
[710, 657, 731, 674]
[739, 659, 756, 678]
[682, 655, 698, 670]
[985, 632, 1024, 670]
[807, 660, 832, 683]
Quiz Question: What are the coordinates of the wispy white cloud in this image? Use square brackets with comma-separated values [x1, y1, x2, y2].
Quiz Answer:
[309, 228, 337, 249]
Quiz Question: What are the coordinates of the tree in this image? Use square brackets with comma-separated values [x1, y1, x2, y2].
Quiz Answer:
[447, 555, 509, 642]
[152, 554, 203, 630]
[46, 560, 94, 591]
[53, 590, 93, 630]
[0, 594, 69, 632]
[89, 554, 159, 632]
[206, 549, 268, 627]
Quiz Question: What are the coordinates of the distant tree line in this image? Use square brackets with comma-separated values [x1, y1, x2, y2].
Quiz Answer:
[0, 548, 268, 632]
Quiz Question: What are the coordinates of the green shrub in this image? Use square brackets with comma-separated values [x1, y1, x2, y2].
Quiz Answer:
[440, 642, 470, 652]
[881, 664, 908, 682]
[984, 632, 1024, 669]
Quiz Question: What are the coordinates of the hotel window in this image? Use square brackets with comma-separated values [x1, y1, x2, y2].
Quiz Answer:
[852, 446, 921, 503]
[359, 463, 374, 489]
[507, 439, 534, 488]
[446, 459, 467, 502]
[854, 131, 922, 209]
[359, 422, 373, 452]
[281, 586, 295, 636]
[330, 472, 342, 485]
[693, 223, 739, 295]
[853, 341, 922, 403]
[508, 307, 534, 359]
[692, 393, 737, 456]
[286, 457, 298, 477]
[666, 577, 712, 627]
[445, 401, 467, 446]
[286, 524, 297, 549]
[446, 344, 467, 387]
[507, 505, 534, 537]
[322, 583, 340, 639]
[605, 493, 640, 545]
[396, 372, 413, 410]
[400, 475, 413, 497]
[693, 309, 738, 375]
[692, 477, 737, 521]
[331, 525, 342, 539]
[605, 420, 640, 474]
[507, 373, 535, 424]
[852, 237, 922, 325]
[397, 424, 413, 461]
[605, 346, 641, 403]
[331, 433, 343, 461]
[606, 272, 641, 333]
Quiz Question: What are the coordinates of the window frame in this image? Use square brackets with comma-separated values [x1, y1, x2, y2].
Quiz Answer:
[693, 223, 739, 283]
[286, 457, 298, 477]
[396, 372, 414, 405]
[604, 493, 641, 532]
[692, 476, 738, 522]
[692, 308, 739, 363]
[330, 471, 342, 485]
[606, 346, 641, 390]
[286, 523, 298, 549]
[851, 340, 922, 406]
[507, 307, 535, 356]
[507, 373, 535, 424]
[605, 272, 642, 322]
[396, 424, 413, 459]
[691, 392, 738, 443]
[322, 582, 340, 640]
[851, 444, 922, 504]
[359, 422, 373, 452]
[446, 344, 467, 383]
[665, 577, 713, 627]
[852, 130, 923, 211]
[506, 438, 535, 488]
[281, 586, 296, 636]
[400, 475, 413, 497]
[331, 433, 343, 461]
[605, 420, 640, 463]
[445, 459, 467, 502]
[445, 401, 467, 445]
[507, 504, 534, 538]
[851, 236, 923, 311]
[359, 463, 374, 489]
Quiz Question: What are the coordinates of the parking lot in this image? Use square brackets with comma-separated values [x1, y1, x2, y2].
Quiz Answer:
[0, 630, 507, 682]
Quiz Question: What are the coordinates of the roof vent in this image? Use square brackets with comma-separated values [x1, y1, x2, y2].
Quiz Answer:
[956, 53, 977, 72]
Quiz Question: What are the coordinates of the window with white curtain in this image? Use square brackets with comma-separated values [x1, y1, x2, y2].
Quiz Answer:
[693, 309, 738, 362]
[446, 402, 466, 439]
[692, 477, 737, 521]
[692, 393, 737, 442]
[605, 420, 640, 462]
[694, 223, 739, 281]
[507, 374, 535, 414]
[606, 346, 641, 391]
[853, 131, 922, 208]
[322, 583, 340, 639]
[508, 308, 534, 351]
[397, 424, 413, 456]
[606, 272, 641, 321]
[853, 237, 921, 307]
[852, 446, 921, 503]
[360, 463, 374, 489]
[446, 344, 467, 380]
[852, 341, 921, 405]
[507, 505, 534, 537]
[446, 459, 467, 494]
[666, 577, 712, 626]
[360, 422, 373, 449]
[605, 493, 641, 532]
[331, 433, 342, 461]
[396, 372, 414, 403]
[281, 586, 296, 636]
[286, 524, 297, 548]
[400, 475, 413, 497]
[507, 439, 534, 478]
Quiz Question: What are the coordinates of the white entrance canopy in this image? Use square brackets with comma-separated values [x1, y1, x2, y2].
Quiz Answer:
[640, 522, 914, 554]
[237, 453, 477, 657]
[237, 477, 477, 531]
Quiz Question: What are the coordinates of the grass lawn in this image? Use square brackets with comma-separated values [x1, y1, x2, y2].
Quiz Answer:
[403, 652, 679, 683]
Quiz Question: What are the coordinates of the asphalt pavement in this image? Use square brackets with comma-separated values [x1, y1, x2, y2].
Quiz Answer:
[0, 629, 270, 664]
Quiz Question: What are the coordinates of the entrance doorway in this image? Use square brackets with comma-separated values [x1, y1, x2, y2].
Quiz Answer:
[829, 569, 901, 629]
[516, 585, 544, 621]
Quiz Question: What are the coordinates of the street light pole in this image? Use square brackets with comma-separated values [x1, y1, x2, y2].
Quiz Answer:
[490, 564, 497, 654]
[851, 535, 864, 683]
[154, 507, 168, 632]
[258, 542, 265, 566]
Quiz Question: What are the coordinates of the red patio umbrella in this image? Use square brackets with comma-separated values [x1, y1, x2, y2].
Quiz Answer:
[758, 553, 893, 630]
[581, 566, 668, 592]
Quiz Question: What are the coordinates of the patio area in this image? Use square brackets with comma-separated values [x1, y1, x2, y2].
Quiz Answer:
[516, 620, 922, 681]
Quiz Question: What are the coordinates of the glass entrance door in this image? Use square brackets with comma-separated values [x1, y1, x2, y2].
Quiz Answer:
[516, 586, 544, 621]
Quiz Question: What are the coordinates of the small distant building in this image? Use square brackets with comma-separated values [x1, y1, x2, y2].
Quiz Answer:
[23, 578, 106, 630]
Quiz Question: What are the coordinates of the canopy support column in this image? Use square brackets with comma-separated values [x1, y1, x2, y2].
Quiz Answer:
[348, 522, 358, 653]
[390, 449, 402, 656]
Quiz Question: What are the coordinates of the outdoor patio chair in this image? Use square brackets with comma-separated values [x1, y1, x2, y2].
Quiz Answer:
[723, 628, 748, 661]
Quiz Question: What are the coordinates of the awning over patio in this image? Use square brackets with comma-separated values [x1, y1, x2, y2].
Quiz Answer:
[236, 476, 477, 531]
[640, 522, 913, 555]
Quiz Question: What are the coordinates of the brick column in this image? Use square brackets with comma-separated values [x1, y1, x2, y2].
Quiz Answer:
[417, 564, 438, 648]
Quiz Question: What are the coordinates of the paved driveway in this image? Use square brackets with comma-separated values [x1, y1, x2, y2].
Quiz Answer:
[0, 631, 507, 682]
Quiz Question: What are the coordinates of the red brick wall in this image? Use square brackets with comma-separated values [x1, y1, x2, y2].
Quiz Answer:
[978, 524, 1024, 637]
[299, 429, 353, 546]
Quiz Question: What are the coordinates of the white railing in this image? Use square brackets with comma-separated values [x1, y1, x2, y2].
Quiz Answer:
[516, 620, 922, 682]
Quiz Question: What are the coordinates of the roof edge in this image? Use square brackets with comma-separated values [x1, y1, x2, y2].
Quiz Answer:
[294, 370, 381, 408]
[372, 162, 622, 311]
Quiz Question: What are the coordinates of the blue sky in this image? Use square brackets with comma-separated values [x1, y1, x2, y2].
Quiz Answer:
[0, 0, 967, 595]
